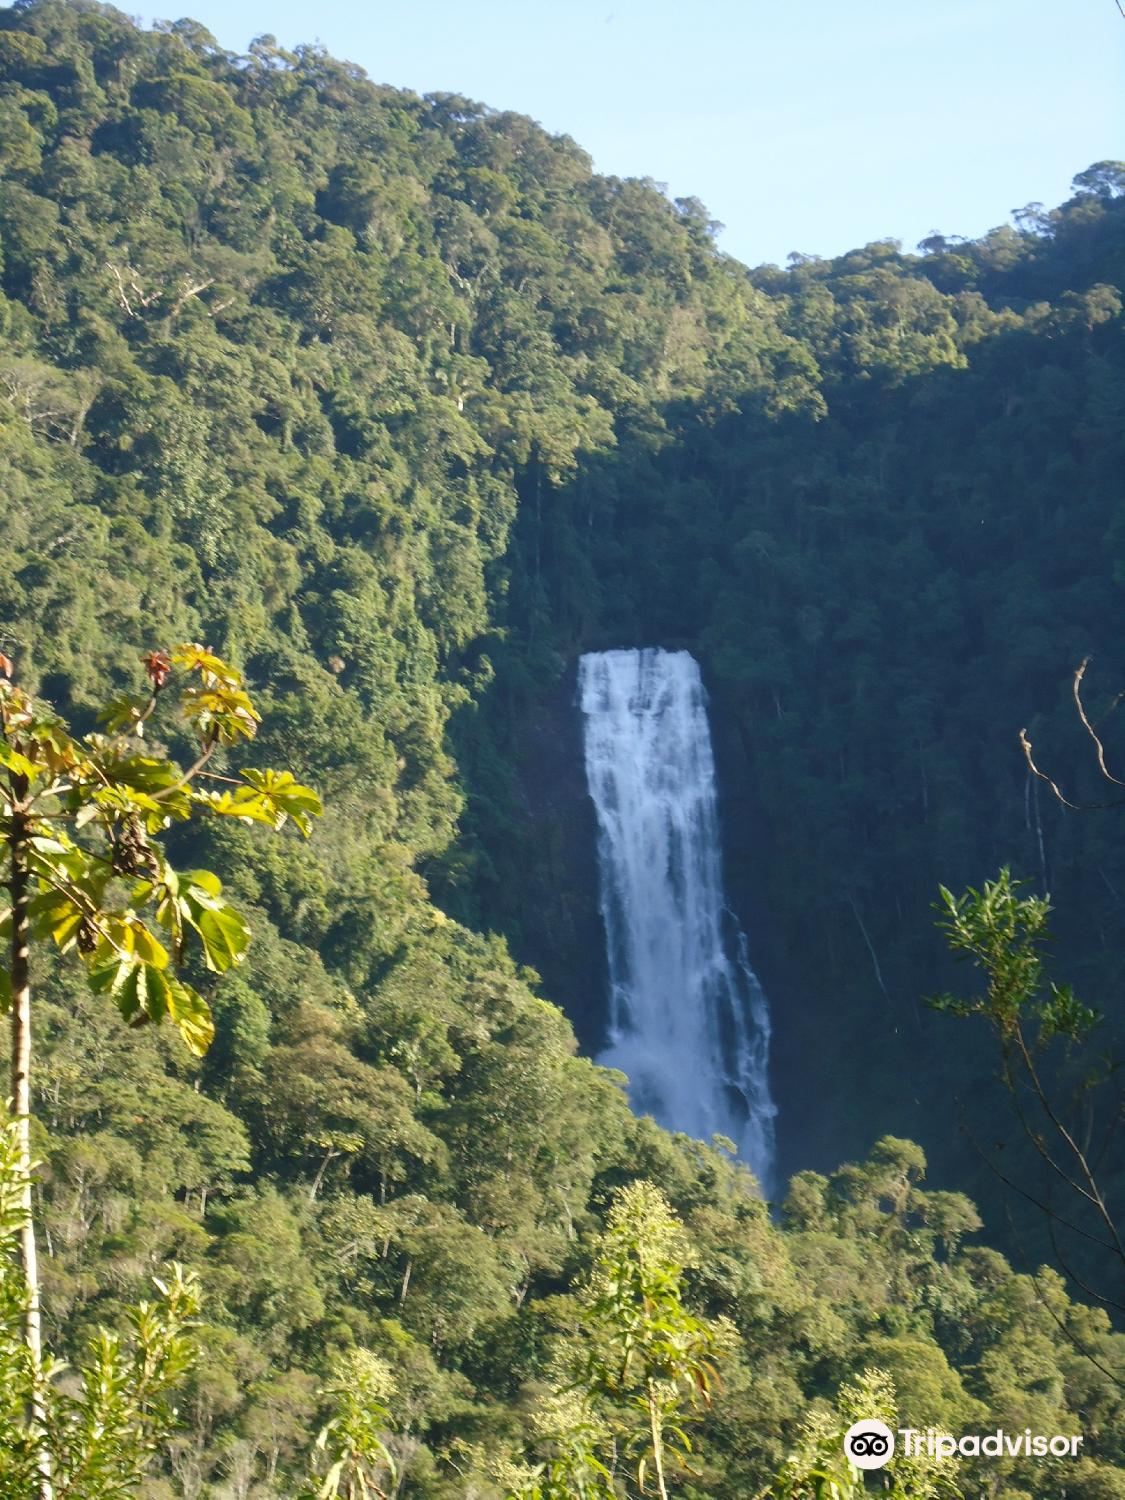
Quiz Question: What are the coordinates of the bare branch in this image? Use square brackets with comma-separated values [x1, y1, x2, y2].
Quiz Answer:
[991, 1194, 1125, 1386]
[1091, 1088, 1125, 1175]
[1047, 1211, 1125, 1315]
[107, 263, 163, 317]
[1020, 726, 1125, 811]
[169, 277, 215, 319]
[1073, 658, 1125, 785]
[1011, 1022, 1125, 1265]
[847, 893, 890, 1005]
[1021, 659, 1125, 808]
[1028, 1254, 1125, 1385]
[974, 1143, 1125, 1384]
[1003, 1053, 1103, 1213]
[958, 1111, 1117, 1253]
[108, 262, 133, 316]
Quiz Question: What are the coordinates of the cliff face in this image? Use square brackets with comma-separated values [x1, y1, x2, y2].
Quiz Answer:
[492, 664, 609, 1051]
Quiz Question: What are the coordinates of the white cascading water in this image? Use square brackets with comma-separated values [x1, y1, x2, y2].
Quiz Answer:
[579, 648, 777, 1192]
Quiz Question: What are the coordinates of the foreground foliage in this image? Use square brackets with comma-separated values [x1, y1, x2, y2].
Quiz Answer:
[1, 644, 319, 1492]
[0, 1113, 201, 1500]
[770, 1368, 958, 1500]
[932, 871, 1124, 1318]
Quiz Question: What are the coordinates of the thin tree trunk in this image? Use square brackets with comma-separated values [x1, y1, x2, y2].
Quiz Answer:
[647, 1382, 669, 1500]
[309, 1147, 337, 1203]
[848, 892, 890, 1007]
[9, 787, 54, 1499]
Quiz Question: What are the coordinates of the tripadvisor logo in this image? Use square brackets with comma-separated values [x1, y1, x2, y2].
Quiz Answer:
[843, 1420, 895, 1469]
[843, 1421, 1085, 1469]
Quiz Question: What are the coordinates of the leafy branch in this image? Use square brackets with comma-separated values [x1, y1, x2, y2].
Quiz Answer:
[1, 644, 321, 1498]
[930, 870, 1125, 1325]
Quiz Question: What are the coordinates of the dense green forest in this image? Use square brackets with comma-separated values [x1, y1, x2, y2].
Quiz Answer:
[0, 1, 1124, 1493]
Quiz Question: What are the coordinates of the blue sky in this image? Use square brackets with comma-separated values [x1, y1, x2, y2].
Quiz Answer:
[109, 3, 1125, 264]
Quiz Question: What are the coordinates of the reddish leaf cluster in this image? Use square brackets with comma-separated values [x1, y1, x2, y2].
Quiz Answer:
[142, 650, 172, 689]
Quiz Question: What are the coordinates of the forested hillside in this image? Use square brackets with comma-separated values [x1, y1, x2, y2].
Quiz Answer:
[0, 2, 1123, 1495]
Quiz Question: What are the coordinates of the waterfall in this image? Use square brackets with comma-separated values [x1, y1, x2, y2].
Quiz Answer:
[579, 648, 777, 1192]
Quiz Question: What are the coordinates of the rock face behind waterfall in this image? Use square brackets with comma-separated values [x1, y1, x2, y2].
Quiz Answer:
[579, 648, 777, 1191]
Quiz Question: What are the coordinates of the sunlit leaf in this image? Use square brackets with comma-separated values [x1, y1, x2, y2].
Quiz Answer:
[171, 643, 243, 686]
[87, 954, 213, 1053]
[128, 920, 170, 969]
[190, 903, 251, 973]
[94, 784, 164, 816]
[0, 742, 40, 780]
[181, 686, 260, 745]
[100, 756, 193, 821]
[28, 893, 84, 952]
[239, 767, 323, 835]
[28, 833, 71, 857]
[192, 786, 276, 825]
[163, 975, 215, 1056]
[96, 692, 151, 735]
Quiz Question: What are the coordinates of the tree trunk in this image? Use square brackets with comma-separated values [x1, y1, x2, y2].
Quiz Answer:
[309, 1147, 337, 1203]
[647, 1381, 669, 1500]
[8, 790, 54, 1499]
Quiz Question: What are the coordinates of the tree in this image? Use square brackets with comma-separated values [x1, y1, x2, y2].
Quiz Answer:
[578, 1180, 732, 1500]
[0, 1109, 202, 1500]
[499, 1386, 615, 1500]
[769, 1366, 958, 1500]
[0, 644, 320, 1497]
[302, 1349, 397, 1500]
[2, 4, 1125, 1490]
[931, 870, 1125, 1329]
[1070, 158, 1125, 196]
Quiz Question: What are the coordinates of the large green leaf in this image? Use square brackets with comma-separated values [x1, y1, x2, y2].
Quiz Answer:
[162, 974, 215, 1056]
[156, 867, 251, 972]
[96, 692, 151, 735]
[88, 953, 161, 1021]
[192, 785, 278, 826]
[171, 644, 243, 686]
[190, 903, 251, 972]
[28, 891, 84, 951]
[87, 915, 170, 970]
[102, 754, 194, 822]
[181, 685, 260, 745]
[0, 742, 41, 780]
[239, 767, 322, 836]
[87, 953, 214, 1055]
[143, 867, 248, 970]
